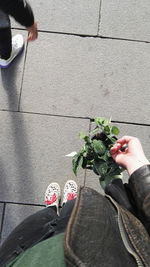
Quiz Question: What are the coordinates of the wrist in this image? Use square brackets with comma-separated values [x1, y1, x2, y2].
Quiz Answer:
[127, 158, 150, 176]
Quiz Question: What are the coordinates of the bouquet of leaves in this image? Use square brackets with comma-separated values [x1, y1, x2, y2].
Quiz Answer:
[72, 117, 124, 189]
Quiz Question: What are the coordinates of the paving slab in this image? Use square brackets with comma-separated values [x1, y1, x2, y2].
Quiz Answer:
[21, 33, 150, 124]
[99, 0, 150, 42]
[0, 111, 89, 204]
[0, 30, 27, 111]
[85, 123, 150, 190]
[1, 203, 43, 244]
[11, 0, 100, 35]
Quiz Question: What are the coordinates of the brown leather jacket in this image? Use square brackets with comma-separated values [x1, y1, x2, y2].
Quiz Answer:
[64, 165, 150, 267]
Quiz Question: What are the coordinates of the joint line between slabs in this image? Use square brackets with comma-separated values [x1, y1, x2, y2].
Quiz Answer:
[0, 109, 149, 127]
[97, 0, 103, 36]
[11, 27, 150, 44]
[0, 200, 45, 207]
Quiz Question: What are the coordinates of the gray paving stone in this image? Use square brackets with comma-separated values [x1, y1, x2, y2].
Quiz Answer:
[0, 30, 27, 111]
[85, 123, 150, 191]
[21, 33, 150, 124]
[1, 203, 43, 244]
[11, 0, 100, 35]
[0, 111, 89, 204]
[99, 0, 150, 42]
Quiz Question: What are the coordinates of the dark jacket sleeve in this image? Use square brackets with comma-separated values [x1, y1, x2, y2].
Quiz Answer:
[0, 0, 34, 27]
[129, 164, 150, 220]
[105, 165, 150, 235]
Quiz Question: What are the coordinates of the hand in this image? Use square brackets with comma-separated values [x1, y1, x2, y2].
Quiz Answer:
[110, 136, 149, 175]
[27, 22, 38, 41]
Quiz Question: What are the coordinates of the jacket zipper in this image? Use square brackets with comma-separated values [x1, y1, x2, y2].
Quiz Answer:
[118, 211, 144, 267]
[106, 195, 144, 267]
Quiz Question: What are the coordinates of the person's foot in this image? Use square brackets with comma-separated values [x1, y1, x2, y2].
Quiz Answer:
[0, 34, 24, 68]
[62, 180, 78, 205]
[44, 182, 61, 214]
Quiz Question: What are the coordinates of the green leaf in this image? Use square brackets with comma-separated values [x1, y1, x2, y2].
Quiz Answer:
[83, 144, 88, 154]
[82, 157, 88, 168]
[83, 144, 94, 160]
[92, 139, 106, 155]
[84, 136, 91, 144]
[93, 160, 108, 176]
[107, 161, 119, 174]
[79, 131, 86, 140]
[90, 127, 100, 136]
[104, 125, 111, 135]
[111, 173, 123, 179]
[80, 147, 86, 155]
[102, 118, 111, 126]
[111, 126, 120, 136]
[79, 132, 91, 144]
[72, 154, 83, 176]
[107, 136, 117, 145]
[98, 151, 109, 161]
[93, 164, 99, 175]
[95, 117, 111, 126]
[106, 150, 111, 157]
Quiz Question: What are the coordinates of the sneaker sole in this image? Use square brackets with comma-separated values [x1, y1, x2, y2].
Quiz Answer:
[0, 44, 24, 69]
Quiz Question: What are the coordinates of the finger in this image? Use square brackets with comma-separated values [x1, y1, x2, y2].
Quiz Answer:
[33, 31, 38, 40]
[110, 143, 122, 154]
[111, 150, 123, 162]
[30, 31, 38, 41]
[116, 136, 136, 145]
[27, 34, 31, 41]
[27, 34, 32, 41]
[117, 136, 133, 143]
[28, 32, 35, 41]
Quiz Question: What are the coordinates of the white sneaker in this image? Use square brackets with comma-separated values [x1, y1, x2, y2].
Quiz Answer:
[44, 182, 61, 214]
[62, 180, 78, 206]
[0, 34, 24, 68]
